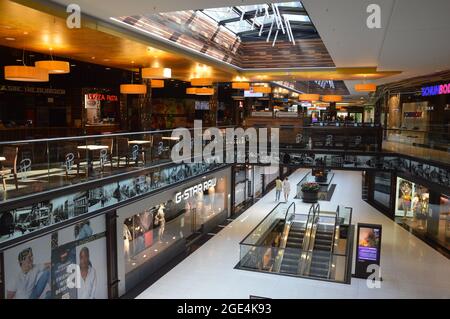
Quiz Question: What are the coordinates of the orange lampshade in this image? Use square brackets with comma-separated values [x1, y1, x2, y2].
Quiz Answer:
[35, 60, 70, 74]
[322, 95, 342, 102]
[232, 82, 250, 90]
[299, 93, 320, 101]
[120, 84, 147, 94]
[252, 86, 271, 94]
[196, 87, 214, 95]
[191, 78, 213, 86]
[186, 87, 197, 94]
[151, 79, 164, 88]
[4, 65, 49, 82]
[142, 67, 171, 79]
[355, 83, 377, 92]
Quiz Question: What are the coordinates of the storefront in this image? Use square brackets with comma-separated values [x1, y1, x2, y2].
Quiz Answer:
[116, 167, 231, 296]
[394, 176, 449, 252]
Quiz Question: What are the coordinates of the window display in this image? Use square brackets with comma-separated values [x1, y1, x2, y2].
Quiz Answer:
[3, 215, 108, 299]
[395, 177, 429, 219]
[118, 168, 231, 291]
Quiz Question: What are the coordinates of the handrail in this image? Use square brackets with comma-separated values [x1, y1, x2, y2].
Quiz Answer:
[284, 202, 296, 223]
[239, 202, 285, 245]
[326, 206, 340, 279]
[0, 125, 237, 145]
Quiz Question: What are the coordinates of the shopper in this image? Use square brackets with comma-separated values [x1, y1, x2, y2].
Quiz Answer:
[283, 177, 291, 202]
[275, 177, 283, 201]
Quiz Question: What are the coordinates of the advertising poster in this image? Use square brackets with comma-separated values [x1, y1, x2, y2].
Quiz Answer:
[4, 235, 52, 299]
[354, 223, 382, 279]
[3, 216, 108, 299]
[357, 227, 381, 262]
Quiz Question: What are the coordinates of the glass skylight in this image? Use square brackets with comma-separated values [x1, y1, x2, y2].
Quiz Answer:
[203, 7, 239, 22]
[225, 20, 253, 33]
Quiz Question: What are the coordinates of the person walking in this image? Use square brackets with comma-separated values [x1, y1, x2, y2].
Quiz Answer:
[283, 177, 291, 202]
[275, 177, 283, 201]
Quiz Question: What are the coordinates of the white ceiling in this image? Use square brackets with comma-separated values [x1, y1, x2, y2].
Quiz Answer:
[302, 0, 450, 94]
[49, 0, 287, 17]
[48, 0, 450, 94]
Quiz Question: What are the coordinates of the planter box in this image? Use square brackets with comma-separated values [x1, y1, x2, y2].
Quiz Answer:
[315, 174, 328, 183]
[302, 190, 319, 203]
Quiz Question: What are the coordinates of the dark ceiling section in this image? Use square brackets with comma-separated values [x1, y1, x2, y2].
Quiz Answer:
[295, 81, 350, 95]
[379, 69, 450, 93]
[236, 39, 335, 69]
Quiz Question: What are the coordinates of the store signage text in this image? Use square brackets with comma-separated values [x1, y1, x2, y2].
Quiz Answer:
[85, 93, 118, 102]
[0, 85, 66, 95]
[404, 112, 422, 118]
[175, 178, 217, 203]
[421, 83, 450, 96]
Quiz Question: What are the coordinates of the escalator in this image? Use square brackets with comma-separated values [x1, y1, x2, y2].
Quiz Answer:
[279, 222, 305, 274]
[309, 223, 334, 279]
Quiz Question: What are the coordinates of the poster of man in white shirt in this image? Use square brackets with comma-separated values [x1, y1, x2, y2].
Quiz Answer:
[5, 235, 52, 299]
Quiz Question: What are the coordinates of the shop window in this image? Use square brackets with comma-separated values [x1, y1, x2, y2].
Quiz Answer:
[373, 172, 391, 209]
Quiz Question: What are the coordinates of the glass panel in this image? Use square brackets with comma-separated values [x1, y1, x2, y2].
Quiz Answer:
[202, 7, 239, 22]
[225, 20, 253, 33]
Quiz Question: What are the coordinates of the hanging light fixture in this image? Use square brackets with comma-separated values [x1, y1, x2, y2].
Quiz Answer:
[195, 87, 214, 95]
[186, 87, 197, 94]
[299, 93, 320, 101]
[232, 82, 250, 90]
[5, 49, 49, 82]
[35, 60, 70, 74]
[252, 86, 271, 94]
[191, 78, 213, 86]
[354, 83, 376, 92]
[120, 65, 147, 94]
[4, 66, 48, 82]
[120, 84, 147, 94]
[35, 48, 70, 74]
[151, 79, 164, 88]
[142, 67, 171, 79]
[322, 95, 342, 102]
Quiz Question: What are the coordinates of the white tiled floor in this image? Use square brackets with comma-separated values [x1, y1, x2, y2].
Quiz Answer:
[137, 169, 450, 299]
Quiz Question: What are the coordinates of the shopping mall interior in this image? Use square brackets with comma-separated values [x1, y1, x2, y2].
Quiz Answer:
[0, 0, 448, 300]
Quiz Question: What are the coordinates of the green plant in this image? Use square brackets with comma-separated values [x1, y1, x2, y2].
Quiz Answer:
[301, 182, 320, 192]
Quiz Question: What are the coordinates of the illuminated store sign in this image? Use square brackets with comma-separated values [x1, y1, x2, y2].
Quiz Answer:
[421, 83, 450, 96]
[404, 111, 422, 118]
[175, 178, 217, 203]
[85, 93, 118, 101]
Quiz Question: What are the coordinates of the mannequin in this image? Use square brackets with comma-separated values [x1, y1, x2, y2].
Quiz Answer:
[123, 223, 132, 261]
[155, 204, 166, 243]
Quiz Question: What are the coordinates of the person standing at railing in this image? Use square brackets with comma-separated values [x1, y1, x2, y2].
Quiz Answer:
[275, 177, 283, 202]
[283, 177, 291, 202]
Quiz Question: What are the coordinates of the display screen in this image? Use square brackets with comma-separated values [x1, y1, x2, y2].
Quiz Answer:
[195, 101, 210, 110]
[357, 227, 381, 261]
[244, 90, 263, 98]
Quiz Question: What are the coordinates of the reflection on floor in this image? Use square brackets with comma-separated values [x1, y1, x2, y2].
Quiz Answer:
[137, 169, 450, 299]
[383, 141, 450, 164]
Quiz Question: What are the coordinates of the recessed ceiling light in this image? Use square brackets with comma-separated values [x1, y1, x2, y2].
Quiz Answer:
[105, 67, 111, 70]
[23, 31, 29, 35]
[5, 37, 15, 41]
[16, 59, 22, 62]
[103, 58, 110, 61]
[91, 56, 95, 59]
[71, 64, 76, 67]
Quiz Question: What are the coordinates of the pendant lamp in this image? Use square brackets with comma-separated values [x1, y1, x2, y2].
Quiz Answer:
[142, 67, 171, 79]
[322, 95, 343, 102]
[4, 65, 49, 82]
[35, 60, 70, 74]
[355, 83, 376, 92]
[151, 79, 164, 88]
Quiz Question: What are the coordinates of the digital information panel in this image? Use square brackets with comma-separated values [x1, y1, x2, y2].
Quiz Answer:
[354, 223, 382, 279]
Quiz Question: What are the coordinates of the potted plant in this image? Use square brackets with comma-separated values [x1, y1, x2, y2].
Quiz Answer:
[301, 182, 320, 203]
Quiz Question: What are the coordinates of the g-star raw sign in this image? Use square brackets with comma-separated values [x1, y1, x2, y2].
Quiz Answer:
[421, 83, 450, 97]
[175, 178, 217, 203]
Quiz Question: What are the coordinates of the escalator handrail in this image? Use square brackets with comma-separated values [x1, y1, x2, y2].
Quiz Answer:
[284, 202, 296, 223]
